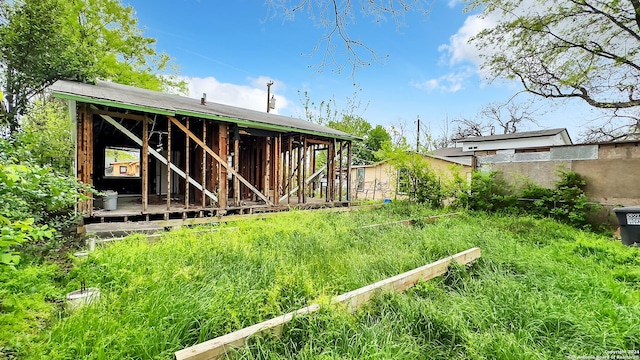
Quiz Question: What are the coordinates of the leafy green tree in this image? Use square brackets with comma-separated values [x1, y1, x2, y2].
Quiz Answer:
[0, 0, 185, 135]
[468, 0, 640, 138]
[15, 98, 73, 172]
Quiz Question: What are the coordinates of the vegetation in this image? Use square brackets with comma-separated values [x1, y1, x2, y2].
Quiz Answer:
[1, 206, 637, 359]
[468, 0, 640, 141]
[0, 0, 185, 134]
[457, 168, 597, 229]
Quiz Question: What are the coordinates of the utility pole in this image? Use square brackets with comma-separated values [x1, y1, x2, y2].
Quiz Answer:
[416, 115, 420, 153]
[266, 81, 275, 113]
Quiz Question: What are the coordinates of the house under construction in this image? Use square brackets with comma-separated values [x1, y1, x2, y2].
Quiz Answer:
[51, 80, 356, 224]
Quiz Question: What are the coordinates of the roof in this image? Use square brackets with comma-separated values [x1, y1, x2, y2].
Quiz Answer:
[454, 128, 569, 143]
[432, 147, 470, 158]
[351, 152, 472, 168]
[50, 80, 357, 140]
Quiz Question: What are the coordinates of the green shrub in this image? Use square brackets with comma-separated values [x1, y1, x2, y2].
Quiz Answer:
[466, 171, 518, 213]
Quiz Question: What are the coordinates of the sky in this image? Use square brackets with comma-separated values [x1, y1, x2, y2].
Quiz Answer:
[123, 0, 608, 144]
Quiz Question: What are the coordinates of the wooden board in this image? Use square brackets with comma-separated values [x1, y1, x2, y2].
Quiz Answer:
[175, 247, 481, 360]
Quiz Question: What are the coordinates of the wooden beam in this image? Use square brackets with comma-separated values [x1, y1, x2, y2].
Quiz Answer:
[202, 121, 207, 208]
[274, 135, 280, 205]
[185, 118, 190, 209]
[218, 123, 228, 208]
[346, 141, 352, 202]
[142, 116, 149, 212]
[338, 141, 343, 202]
[233, 135, 240, 206]
[91, 109, 147, 122]
[167, 119, 172, 210]
[302, 136, 307, 203]
[96, 112, 218, 203]
[169, 117, 272, 206]
[287, 136, 293, 205]
[174, 247, 481, 360]
[264, 137, 271, 201]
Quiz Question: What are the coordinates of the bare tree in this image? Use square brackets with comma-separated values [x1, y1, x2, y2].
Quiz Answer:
[581, 110, 640, 143]
[264, 0, 432, 74]
[452, 98, 542, 139]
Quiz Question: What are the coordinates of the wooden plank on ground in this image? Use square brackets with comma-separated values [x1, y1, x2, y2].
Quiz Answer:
[174, 247, 481, 360]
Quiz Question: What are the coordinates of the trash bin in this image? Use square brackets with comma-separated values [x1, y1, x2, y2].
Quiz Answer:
[613, 207, 640, 246]
[383, 198, 392, 204]
[103, 190, 118, 211]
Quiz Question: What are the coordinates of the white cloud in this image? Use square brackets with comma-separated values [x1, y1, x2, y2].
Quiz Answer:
[182, 76, 291, 115]
[447, 0, 461, 8]
[438, 14, 498, 67]
[410, 68, 473, 93]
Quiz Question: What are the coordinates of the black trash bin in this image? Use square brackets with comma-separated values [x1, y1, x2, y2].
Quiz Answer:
[613, 207, 640, 246]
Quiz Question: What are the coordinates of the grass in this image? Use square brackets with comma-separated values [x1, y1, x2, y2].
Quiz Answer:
[1, 203, 639, 359]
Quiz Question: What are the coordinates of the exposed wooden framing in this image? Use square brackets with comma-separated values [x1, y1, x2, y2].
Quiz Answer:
[279, 165, 326, 203]
[96, 112, 217, 203]
[233, 132, 240, 206]
[91, 109, 146, 122]
[76, 104, 94, 214]
[346, 141, 352, 202]
[185, 118, 190, 209]
[297, 136, 303, 204]
[338, 141, 343, 201]
[202, 120, 207, 208]
[142, 115, 149, 212]
[167, 118, 172, 210]
[264, 137, 271, 201]
[287, 136, 293, 205]
[169, 117, 272, 206]
[218, 123, 228, 208]
[327, 139, 334, 202]
[302, 136, 307, 203]
[274, 135, 280, 205]
[310, 145, 316, 195]
[175, 247, 482, 360]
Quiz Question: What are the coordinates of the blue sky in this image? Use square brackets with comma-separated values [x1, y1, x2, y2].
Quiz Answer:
[124, 0, 605, 143]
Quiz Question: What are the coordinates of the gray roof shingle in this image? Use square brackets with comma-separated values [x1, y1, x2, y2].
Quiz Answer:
[50, 80, 356, 140]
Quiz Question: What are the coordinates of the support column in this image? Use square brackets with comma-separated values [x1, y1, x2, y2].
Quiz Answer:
[167, 118, 172, 211]
[233, 129, 240, 206]
[264, 137, 271, 201]
[302, 136, 307, 204]
[185, 118, 190, 209]
[202, 120, 207, 208]
[338, 141, 343, 202]
[218, 123, 228, 208]
[142, 116, 149, 212]
[346, 141, 352, 202]
[274, 135, 280, 205]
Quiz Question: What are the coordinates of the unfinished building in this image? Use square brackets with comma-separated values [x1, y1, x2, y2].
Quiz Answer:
[51, 80, 356, 224]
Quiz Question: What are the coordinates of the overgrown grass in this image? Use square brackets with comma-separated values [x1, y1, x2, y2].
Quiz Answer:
[1, 203, 639, 359]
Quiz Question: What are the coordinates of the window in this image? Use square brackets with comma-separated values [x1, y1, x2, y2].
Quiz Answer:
[104, 147, 141, 178]
[356, 168, 365, 191]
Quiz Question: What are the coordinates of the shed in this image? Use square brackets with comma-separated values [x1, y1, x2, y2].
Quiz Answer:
[50, 80, 357, 223]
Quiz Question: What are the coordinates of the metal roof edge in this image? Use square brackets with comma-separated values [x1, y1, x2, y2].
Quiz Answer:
[53, 92, 176, 116]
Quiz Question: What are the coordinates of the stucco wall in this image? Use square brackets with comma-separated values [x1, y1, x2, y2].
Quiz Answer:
[477, 142, 640, 206]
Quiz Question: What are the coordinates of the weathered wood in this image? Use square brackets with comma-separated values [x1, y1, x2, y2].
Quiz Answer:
[167, 118, 172, 210]
[142, 116, 149, 212]
[97, 112, 217, 202]
[338, 141, 343, 202]
[185, 118, 190, 209]
[233, 135, 240, 206]
[302, 136, 307, 203]
[175, 247, 481, 360]
[334, 247, 481, 312]
[264, 137, 271, 201]
[218, 123, 228, 208]
[169, 117, 271, 206]
[202, 120, 207, 208]
[274, 135, 280, 205]
[91, 109, 147, 122]
[346, 141, 352, 202]
[287, 136, 293, 204]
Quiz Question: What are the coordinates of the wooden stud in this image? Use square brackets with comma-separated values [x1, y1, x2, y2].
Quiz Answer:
[274, 135, 280, 205]
[185, 118, 190, 209]
[302, 136, 307, 203]
[142, 115, 149, 212]
[346, 141, 352, 202]
[202, 120, 207, 208]
[338, 141, 343, 202]
[264, 137, 270, 200]
[218, 123, 228, 208]
[167, 118, 172, 211]
[233, 131, 240, 206]
[297, 136, 303, 204]
[287, 136, 293, 205]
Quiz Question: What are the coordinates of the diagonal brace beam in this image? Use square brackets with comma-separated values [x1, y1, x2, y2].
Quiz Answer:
[98, 112, 218, 203]
[169, 117, 273, 206]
